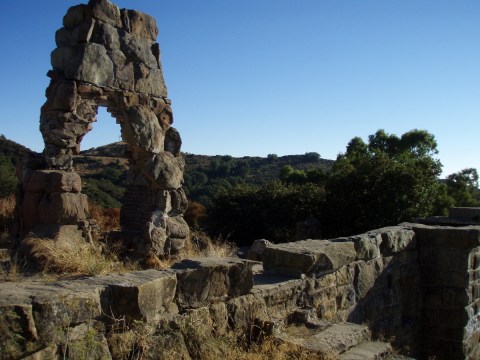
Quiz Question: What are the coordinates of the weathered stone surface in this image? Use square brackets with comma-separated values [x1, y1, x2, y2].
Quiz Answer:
[354, 258, 384, 298]
[172, 258, 254, 309]
[120, 32, 158, 68]
[122, 105, 164, 153]
[169, 188, 188, 215]
[142, 152, 185, 189]
[42, 78, 77, 112]
[22, 344, 58, 360]
[121, 9, 159, 41]
[63, 321, 112, 360]
[24, 0, 188, 261]
[164, 127, 182, 156]
[135, 67, 168, 97]
[88, 0, 122, 28]
[370, 226, 415, 256]
[63, 4, 88, 29]
[166, 216, 189, 239]
[64, 43, 115, 87]
[247, 239, 272, 261]
[91, 21, 120, 50]
[277, 322, 371, 355]
[339, 341, 392, 360]
[43, 146, 73, 169]
[351, 234, 381, 261]
[23, 170, 82, 193]
[92, 270, 178, 322]
[449, 207, 480, 221]
[263, 239, 356, 276]
[0, 304, 38, 359]
[57, 19, 96, 48]
[146, 221, 168, 255]
[36, 192, 89, 225]
[109, 50, 135, 90]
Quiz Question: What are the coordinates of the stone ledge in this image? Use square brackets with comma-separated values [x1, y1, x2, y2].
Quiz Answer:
[263, 239, 356, 276]
[171, 257, 253, 309]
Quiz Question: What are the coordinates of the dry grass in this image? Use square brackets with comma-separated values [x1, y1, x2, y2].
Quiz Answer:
[1, 195, 238, 277]
[0, 195, 15, 247]
[89, 203, 121, 234]
[22, 237, 115, 276]
[145, 231, 239, 270]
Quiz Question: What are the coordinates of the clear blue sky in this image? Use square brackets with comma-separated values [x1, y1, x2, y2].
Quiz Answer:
[0, 0, 478, 177]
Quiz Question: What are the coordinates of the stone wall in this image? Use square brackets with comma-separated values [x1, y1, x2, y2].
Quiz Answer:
[263, 225, 421, 352]
[4, 223, 479, 359]
[17, 0, 189, 259]
[415, 225, 480, 359]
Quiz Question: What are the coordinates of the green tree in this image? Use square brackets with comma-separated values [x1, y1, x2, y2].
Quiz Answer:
[445, 168, 480, 206]
[208, 181, 324, 245]
[0, 154, 18, 198]
[324, 129, 445, 237]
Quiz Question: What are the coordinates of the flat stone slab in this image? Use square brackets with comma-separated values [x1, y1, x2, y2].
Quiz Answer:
[171, 257, 253, 309]
[277, 322, 371, 356]
[0, 269, 177, 358]
[263, 239, 356, 276]
[339, 340, 392, 360]
[449, 207, 480, 221]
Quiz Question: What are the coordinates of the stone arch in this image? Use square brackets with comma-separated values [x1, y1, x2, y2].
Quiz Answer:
[19, 0, 189, 258]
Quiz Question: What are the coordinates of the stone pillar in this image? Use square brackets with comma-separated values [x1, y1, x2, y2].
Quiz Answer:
[19, 0, 189, 259]
[415, 225, 480, 359]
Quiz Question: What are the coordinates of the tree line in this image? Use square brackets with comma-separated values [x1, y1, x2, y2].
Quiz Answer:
[1, 131, 479, 246]
[201, 129, 480, 244]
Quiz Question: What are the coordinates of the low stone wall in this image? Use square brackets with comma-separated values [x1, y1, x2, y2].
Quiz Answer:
[2, 223, 479, 359]
[263, 225, 421, 352]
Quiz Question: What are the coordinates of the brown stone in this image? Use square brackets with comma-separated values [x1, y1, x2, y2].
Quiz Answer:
[164, 127, 182, 156]
[37, 192, 89, 225]
[121, 9, 159, 41]
[172, 258, 253, 309]
[121, 105, 164, 152]
[24, 170, 82, 193]
[88, 0, 122, 28]
[63, 4, 88, 29]
[142, 152, 185, 190]
[64, 43, 115, 87]
[166, 216, 189, 239]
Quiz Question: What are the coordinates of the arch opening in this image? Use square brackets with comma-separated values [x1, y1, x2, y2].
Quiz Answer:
[17, 0, 189, 261]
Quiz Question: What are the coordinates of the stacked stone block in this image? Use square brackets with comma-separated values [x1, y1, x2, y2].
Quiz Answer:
[20, 0, 189, 257]
[415, 225, 480, 359]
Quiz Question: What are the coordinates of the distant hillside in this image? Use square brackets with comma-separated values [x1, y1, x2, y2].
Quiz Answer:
[0, 135, 34, 163]
[0, 135, 35, 197]
[77, 142, 333, 207]
[0, 137, 334, 207]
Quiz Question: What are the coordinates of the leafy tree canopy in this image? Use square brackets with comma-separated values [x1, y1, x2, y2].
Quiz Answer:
[445, 168, 480, 207]
[324, 129, 445, 236]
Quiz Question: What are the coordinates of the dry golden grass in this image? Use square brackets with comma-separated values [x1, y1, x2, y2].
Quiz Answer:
[88, 202, 121, 234]
[0, 195, 15, 247]
[22, 237, 115, 276]
[145, 231, 239, 270]
[1, 195, 238, 277]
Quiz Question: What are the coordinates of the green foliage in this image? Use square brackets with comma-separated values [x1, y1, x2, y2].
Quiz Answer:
[0, 154, 18, 198]
[304, 152, 321, 162]
[81, 163, 127, 208]
[445, 168, 480, 206]
[280, 165, 327, 185]
[183, 152, 331, 207]
[323, 129, 445, 236]
[0, 134, 33, 198]
[208, 181, 325, 245]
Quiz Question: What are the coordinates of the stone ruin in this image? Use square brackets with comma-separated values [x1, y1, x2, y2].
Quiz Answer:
[17, 0, 189, 258]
